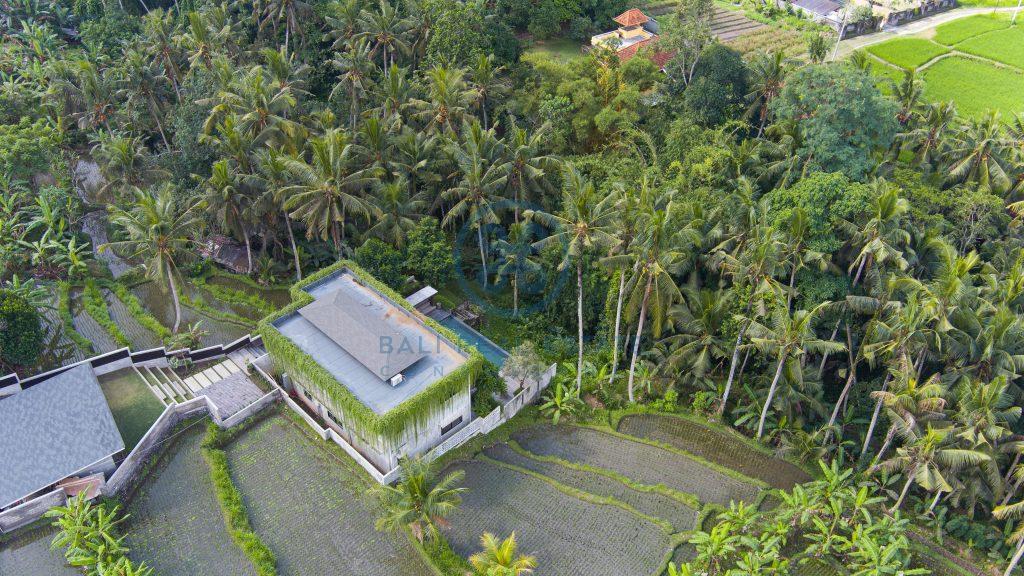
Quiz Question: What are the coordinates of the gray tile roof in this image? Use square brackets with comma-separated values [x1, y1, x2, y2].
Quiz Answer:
[298, 286, 426, 381]
[0, 364, 125, 508]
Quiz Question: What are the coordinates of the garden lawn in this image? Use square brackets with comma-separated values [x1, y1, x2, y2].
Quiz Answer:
[441, 458, 676, 576]
[125, 423, 256, 576]
[866, 37, 950, 69]
[512, 423, 762, 506]
[98, 369, 165, 451]
[617, 413, 810, 490]
[0, 524, 79, 576]
[524, 38, 585, 63]
[922, 56, 1024, 118]
[957, 25, 1024, 69]
[224, 415, 435, 576]
[932, 13, 1010, 45]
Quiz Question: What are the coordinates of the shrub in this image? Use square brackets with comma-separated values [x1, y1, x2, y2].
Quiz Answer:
[0, 289, 44, 366]
[354, 238, 406, 290]
[405, 217, 454, 286]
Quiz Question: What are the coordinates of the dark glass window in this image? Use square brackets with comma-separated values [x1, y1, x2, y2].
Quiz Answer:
[440, 416, 463, 436]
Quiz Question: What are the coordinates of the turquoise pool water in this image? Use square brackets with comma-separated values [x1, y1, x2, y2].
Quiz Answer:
[440, 316, 509, 367]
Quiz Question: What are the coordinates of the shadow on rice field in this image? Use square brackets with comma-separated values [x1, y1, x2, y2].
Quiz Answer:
[0, 523, 78, 576]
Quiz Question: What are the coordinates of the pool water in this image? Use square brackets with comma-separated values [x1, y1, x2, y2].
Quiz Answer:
[439, 316, 509, 368]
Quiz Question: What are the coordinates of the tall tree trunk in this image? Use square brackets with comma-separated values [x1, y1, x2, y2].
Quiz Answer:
[1003, 474, 1024, 506]
[627, 275, 653, 403]
[1006, 453, 1021, 484]
[243, 227, 253, 274]
[350, 85, 359, 131]
[874, 423, 898, 465]
[576, 261, 584, 394]
[757, 349, 789, 439]
[1003, 539, 1024, 576]
[609, 270, 626, 385]
[928, 490, 943, 513]
[284, 210, 302, 280]
[512, 271, 518, 317]
[720, 298, 755, 415]
[148, 95, 170, 149]
[826, 325, 857, 435]
[167, 262, 182, 333]
[892, 464, 918, 511]
[787, 263, 798, 310]
[477, 225, 488, 284]
[861, 372, 891, 458]
[818, 319, 842, 379]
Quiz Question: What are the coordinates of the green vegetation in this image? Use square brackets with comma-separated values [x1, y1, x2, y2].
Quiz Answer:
[524, 38, 585, 63]
[921, 57, 1024, 119]
[200, 422, 278, 576]
[82, 280, 131, 347]
[0, 288, 44, 367]
[56, 282, 94, 353]
[957, 26, 1024, 69]
[109, 280, 173, 342]
[932, 13, 1010, 45]
[46, 493, 153, 576]
[866, 38, 950, 70]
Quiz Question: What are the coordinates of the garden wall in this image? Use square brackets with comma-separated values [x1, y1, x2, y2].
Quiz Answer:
[0, 489, 66, 533]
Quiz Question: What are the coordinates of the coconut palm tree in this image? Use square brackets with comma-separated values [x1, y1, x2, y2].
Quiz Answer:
[469, 53, 508, 130]
[993, 498, 1024, 576]
[503, 121, 557, 223]
[874, 426, 989, 511]
[370, 457, 465, 544]
[357, 0, 411, 71]
[203, 159, 254, 274]
[260, 0, 312, 53]
[103, 186, 203, 332]
[283, 129, 377, 255]
[897, 101, 957, 170]
[746, 302, 844, 439]
[251, 147, 303, 280]
[331, 37, 376, 131]
[944, 111, 1013, 194]
[469, 532, 537, 576]
[365, 177, 423, 248]
[441, 120, 507, 282]
[869, 357, 947, 464]
[660, 288, 733, 391]
[528, 167, 618, 391]
[413, 65, 471, 134]
[117, 48, 173, 148]
[745, 50, 790, 137]
[493, 222, 541, 318]
[141, 9, 183, 101]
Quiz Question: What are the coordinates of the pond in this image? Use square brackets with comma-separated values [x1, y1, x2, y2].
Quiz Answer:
[439, 316, 509, 368]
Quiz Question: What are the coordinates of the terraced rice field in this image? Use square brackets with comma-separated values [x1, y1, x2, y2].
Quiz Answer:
[125, 423, 257, 576]
[617, 413, 809, 490]
[726, 25, 806, 57]
[69, 288, 119, 353]
[132, 282, 250, 347]
[864, 14, 1023, 118]
[103, 288, 163, 350]
[225, 415, 435, 576]
[512, 424, 761, 506]
[28, 289, 88, 374]
[98, 369, 165, 451]
[0, 524, 78, 576]
[483, 443, 699, 532]
[442, 458, 676, 576]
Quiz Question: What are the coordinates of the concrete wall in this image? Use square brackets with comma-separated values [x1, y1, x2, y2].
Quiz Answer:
[0, 489, 67, 533]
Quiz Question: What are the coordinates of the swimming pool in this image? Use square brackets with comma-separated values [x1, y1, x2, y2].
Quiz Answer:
[439, 316, 509, 368]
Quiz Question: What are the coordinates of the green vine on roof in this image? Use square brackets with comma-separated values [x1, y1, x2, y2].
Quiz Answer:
[259, 260, 485, 441]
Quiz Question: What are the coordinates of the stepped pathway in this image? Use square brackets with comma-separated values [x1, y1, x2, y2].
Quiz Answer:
[133, 348, 262, 409]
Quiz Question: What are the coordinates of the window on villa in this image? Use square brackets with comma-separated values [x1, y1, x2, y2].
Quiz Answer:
[440, 416, 463, 436]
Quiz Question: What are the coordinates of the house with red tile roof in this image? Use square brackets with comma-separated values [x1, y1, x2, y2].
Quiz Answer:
[591, 9, 675, 70]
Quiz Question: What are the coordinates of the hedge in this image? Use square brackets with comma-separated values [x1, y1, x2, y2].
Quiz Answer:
[258, 260, 485, 441]
[201, 422, 278, 576]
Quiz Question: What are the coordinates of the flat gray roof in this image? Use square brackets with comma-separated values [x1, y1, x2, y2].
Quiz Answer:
[274, 270, 467, 414]
[0, 364, 124, 508]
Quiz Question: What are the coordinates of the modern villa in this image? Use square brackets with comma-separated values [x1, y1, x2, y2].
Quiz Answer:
[260, 263, 484, 476]
[0, 364, 125, 511]
[591, 8, 674, 68]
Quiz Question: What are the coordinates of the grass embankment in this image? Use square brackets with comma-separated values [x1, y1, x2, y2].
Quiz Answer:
[82, 279, 130, 347]
[866, 37, 950, 69]
[201, 421, 278, 576]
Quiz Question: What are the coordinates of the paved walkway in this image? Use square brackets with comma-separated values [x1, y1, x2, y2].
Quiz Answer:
[836, 6, 1019, 56]
[201, 371, 266, 419]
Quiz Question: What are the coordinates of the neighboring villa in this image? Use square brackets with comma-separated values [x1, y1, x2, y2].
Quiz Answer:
[260, 263, 485, 476]
[591, 8, 674, 68]
[0, 364, 124, 511]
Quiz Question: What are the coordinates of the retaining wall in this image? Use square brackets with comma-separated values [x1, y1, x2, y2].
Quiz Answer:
[0, 489, 67, 533]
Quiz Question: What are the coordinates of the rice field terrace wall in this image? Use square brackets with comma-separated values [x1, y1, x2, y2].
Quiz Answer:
[440, 457, 679, 576]
[223, 415, 436, 576]
[124, 424, 259, 576]
[616, 413, 811, 489]
[511, 424, 763, 506]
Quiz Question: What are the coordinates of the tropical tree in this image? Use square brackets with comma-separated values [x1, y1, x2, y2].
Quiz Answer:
[944, 111, 1013, 194]
[469, 532, 537, 576]
[104, 186, 203, 332]
[493, 222, 541, 317]
[528, 165, 618, 392]
[745, 302, 844, 439]
[370, 457, 465, 543]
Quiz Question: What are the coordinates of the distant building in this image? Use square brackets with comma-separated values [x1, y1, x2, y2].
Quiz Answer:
[0, 364, 124, 510]
[591, 9, 675, 69]
[787, 0, 843, 24]
[262, 264, 481, 476]
[199, 234, 250, 274]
